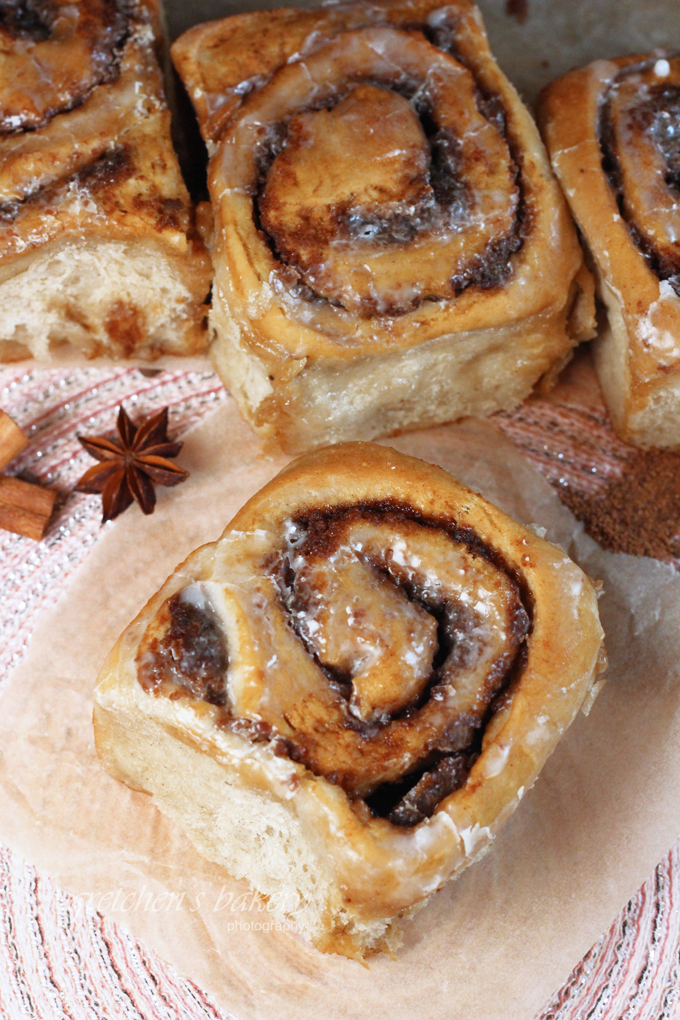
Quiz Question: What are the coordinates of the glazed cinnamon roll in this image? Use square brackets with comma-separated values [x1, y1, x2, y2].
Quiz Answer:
[0, 0, 212, 362]
[171, 0, 595, 453]
[93, 443, 606, 959]
[539, 54, 680, 449]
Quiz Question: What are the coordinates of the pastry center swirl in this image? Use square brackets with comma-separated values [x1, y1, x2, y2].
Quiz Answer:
[601, 56, 680, 293]
[135, 505, 531, 827]
[223, 24, 523, 317]
[0, 0, 128, 134]
[273, 505, 530, 820]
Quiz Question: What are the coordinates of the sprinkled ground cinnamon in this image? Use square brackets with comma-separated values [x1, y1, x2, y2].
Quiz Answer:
[496, 399, 680, 565]
[557, 448, 680, 561]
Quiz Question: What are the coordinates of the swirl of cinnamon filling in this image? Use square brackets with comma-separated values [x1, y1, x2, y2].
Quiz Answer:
[219, 24, 522, 318]
[0, 0, 128, 134]
[600, 55, 680, 294]
[272, 507, 529, 815]
[136, 502, 530, 826]
[91, 442, 605, 950]
[132, 444, 606, 845]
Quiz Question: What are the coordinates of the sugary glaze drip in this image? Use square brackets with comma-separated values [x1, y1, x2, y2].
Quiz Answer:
[0, 0, 128, 134]
[222, 19, 525, 318]
[135, 504, 531, 828]
[600, 54, 680, 294]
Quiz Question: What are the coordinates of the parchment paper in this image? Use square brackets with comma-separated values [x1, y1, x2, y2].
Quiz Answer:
[2, 395, 680, 1020]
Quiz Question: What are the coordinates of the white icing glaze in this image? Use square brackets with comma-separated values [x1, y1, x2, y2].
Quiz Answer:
[637, 280, 680, 357]
[217, 23, 519, 321]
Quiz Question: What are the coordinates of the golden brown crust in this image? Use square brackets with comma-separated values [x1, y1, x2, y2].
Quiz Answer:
[172, 0, 482, 151]
[539, 53, 680, 448]
[0, 0, 212, 361]
[94, 442, 605, 957]
[172, 0, 594, 452]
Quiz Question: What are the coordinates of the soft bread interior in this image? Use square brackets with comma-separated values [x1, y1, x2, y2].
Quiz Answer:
[93, 695, 403, 959]
[0, 238, 208, 361]
[594, 277, 680, 448]
[211, 298, 589, 453]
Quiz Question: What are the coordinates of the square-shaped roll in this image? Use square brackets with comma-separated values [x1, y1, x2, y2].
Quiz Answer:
[0, 0, 212, 362]
[172, 0, 595, 453]
[93, 443, 606, 959]
[539, 53, 680, 449]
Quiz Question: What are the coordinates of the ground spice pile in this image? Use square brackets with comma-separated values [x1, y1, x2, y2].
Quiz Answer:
[557, 447, 680, 562]
[497, 400, 680, 564]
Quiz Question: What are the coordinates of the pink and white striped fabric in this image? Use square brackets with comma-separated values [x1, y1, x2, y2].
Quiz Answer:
[1, 364, 678, 1020]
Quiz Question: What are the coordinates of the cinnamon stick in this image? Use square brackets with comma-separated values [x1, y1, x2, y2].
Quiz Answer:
[0, 476, 56, 541]
[0, 409, 29, 472]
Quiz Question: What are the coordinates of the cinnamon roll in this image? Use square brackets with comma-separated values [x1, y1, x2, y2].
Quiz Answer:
[171, 0, 595, 453]
[539, 53, 680, 449]
[0, 0, 212, 362]
[93, 443, 606, 959]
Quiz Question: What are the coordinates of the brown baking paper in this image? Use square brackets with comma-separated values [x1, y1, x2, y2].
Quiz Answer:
[2, 395, 680, 1020]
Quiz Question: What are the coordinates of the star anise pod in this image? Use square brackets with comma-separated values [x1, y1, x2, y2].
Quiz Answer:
[75, 405, 189, 523]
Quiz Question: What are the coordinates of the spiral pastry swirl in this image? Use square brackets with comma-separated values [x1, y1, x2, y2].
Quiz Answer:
[601, 57, 680, 295]
[173, 0, 594, 453]
[94, 443, 605, 957]
[232, 24, 521, 318]
[539, 53, 680, 449]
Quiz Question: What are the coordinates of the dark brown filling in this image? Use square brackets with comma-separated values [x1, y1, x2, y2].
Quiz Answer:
[273, 502, 530, 825]
[367, 752, 470, 826]
[600, 69, 680, 295]
[137, 591, 229, 706]
[77, 145, 134, 189]
[655, 86, 680, 191]
[287, 500, 529, 580]
[0, 0, 52, 40]
[252, 28, 527, 317]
